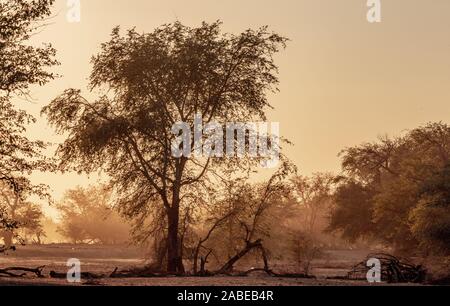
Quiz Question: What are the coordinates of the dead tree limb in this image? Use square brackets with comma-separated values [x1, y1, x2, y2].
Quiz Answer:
[193, 210, 237, 274]
[0, 266, 45, 278]
[216, 239, 263, 274]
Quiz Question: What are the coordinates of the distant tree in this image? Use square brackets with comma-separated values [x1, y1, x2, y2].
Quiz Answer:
[290, 231, 322, 275]
[17, 203, 45, 245]
[285, 173, 335, 272]
[290, 173, 334, 235]
[43, 21, 287, 272]
[0, 0, 58, 251]
[57, 186, 131, 244]
[0, 182, 44, 248]
[40, 216, 63, 243]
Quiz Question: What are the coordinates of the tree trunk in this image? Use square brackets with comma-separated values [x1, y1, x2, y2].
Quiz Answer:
[2, 231, 13, 249]
[200, 257, 207, 275]
[193, 242, 200, 274]
[167, 208, 183, 273]
[153, 237, 167, 271]
[36, 234, 42, 245]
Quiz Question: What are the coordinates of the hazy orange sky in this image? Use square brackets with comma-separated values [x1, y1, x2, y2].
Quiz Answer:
[21, 0, 450, 217]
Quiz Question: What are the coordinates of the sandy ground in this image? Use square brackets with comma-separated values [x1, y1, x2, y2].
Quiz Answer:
[0, 276, 370, 286]
[0, 245, 422, 286]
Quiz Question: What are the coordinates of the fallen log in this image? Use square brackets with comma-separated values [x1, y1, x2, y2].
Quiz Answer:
[0, 266, 45, 278]
[270, 272, 316, 279]
[237, 268, 315, 279]
[49, 266, 166, 280]
[109, 266, 172, 278]
[49, 270, 105, 279]
[237, 268, 273, 277]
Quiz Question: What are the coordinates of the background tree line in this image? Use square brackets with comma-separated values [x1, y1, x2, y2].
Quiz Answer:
[329, 122, 450, 255]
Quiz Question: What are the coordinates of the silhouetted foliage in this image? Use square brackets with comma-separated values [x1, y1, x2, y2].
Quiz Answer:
[329, 122, 450, 255]
[0, 0, 58, 252]
[43, 21, 287, 272]
[57, 186, 131, 244]
[410, 164, 450, 254]
[0, 181, 45, 249]
[328, 180, 375, 242]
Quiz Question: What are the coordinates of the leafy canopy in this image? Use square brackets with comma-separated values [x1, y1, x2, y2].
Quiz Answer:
[43, 21, 288, 215]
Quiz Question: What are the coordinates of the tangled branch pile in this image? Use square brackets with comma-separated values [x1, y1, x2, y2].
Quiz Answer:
[348, 253, 427, 284]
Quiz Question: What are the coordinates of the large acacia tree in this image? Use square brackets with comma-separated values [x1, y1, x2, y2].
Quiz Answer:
[43, 21, 287, 272]
[0, 0, 58, 251]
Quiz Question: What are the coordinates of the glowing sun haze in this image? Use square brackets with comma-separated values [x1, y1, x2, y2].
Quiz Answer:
[21, 0, 450, 217]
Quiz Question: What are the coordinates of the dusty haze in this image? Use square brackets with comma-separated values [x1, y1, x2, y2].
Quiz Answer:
[20, 0, 450, 219]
